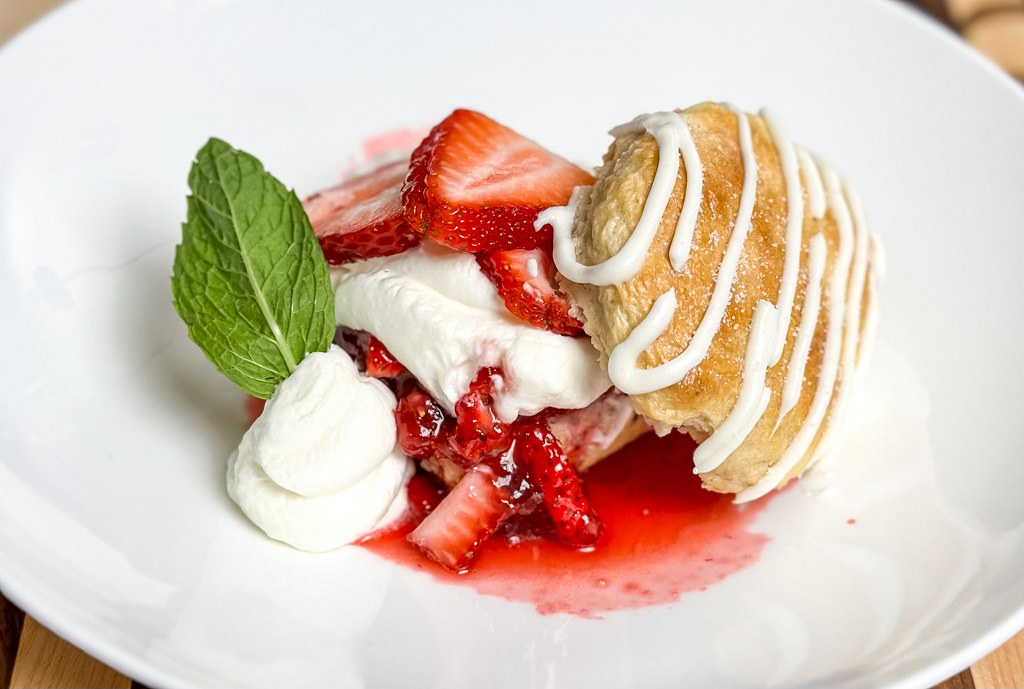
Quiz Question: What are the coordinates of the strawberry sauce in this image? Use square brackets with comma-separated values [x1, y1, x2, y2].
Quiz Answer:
[360, 431, 773, 618]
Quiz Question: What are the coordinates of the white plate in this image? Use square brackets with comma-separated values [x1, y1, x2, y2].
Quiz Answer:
[2, 1, 1023, 687]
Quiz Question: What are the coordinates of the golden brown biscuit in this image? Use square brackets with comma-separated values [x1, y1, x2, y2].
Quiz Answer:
[553, 102, 880, 498]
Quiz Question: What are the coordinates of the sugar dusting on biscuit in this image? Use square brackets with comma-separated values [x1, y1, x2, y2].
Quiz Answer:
[542, 102, 882, 500]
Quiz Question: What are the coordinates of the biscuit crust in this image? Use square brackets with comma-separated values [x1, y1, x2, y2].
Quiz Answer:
[562, 102, 876, 495]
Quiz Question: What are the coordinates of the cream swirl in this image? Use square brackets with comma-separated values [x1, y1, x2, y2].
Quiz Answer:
[227, 347, 413, 551]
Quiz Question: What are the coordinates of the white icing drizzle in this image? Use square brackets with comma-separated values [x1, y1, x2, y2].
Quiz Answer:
[544, 111, 703, 286]
[775, 233, 828, 427]
[546, 104, 878, 500]
[607, 105, 758, 395]
[855, 233, 885, 383]
[692, 300, 777, 473]
[857, 234, 883, 375]
[761, 110, 805, 368]
[869, 231, 887, 277]
[807, 185, 872, 467]
[695, 112, 817, 468]
[796, 147, 826, 219]
[735, 166, 856, 503]
[610, 112, 705, 274]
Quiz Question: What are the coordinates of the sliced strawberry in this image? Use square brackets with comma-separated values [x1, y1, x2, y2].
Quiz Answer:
[245, 395, 266, 427]
[405, 471, 448, 524]
[394, 383, 451, 460]
[402, 109, 594, 252]
[512, 418, 602, 548]
[448, 368, 511, 465]
[304, 159, 421, 264]
[365, 335, 407, 378]
[407, 464, 514, 572]
[476, 248, 583, 336]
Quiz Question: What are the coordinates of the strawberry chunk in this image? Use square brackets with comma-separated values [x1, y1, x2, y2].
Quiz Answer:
[512, 418, 602, 548]
[402, 109, 594, 252]
[394, 383, 451, 460]
[448, 368, 511, 465]
[405, 471, 448, 524]
[304, 159, 421, 264]
[365, 335, 407, 378]
[407, 464, 514, 572]
[476, 248, 583, 336]
[245, 395, 266, 427]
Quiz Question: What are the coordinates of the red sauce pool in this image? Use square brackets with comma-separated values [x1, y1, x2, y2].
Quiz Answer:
[360, 431, 773, 618]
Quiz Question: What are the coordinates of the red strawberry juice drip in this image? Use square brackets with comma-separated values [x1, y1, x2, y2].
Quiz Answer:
[360, 430, 773, 618]
[338, 127, 432, 179]
[359, 127, 431, 160]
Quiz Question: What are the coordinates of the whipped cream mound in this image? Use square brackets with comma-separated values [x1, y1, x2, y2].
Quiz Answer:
[248, 347, 398, 496]
[227, 347, 413, 552]
[331, 243, 612, 424]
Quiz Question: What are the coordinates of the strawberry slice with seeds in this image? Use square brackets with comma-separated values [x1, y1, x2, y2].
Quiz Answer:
[304, 158, 421, 264]
[365, 335, 407, 378]
[402, 109, 594, 252]
[406, 471, 448, 525]
[448, 368, 511, 465]
[476, 248, 583, 336]
[407, 464, 514, 572]
[394, 383, 451, 460]
[512, 418, 602, 548]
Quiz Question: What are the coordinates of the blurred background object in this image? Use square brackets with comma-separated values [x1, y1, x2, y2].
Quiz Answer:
[0, 0, 64, 44]
[904, 0, 1024, 79]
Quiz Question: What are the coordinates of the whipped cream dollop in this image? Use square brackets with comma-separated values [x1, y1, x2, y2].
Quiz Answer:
[227, 347, 413, 552]
[331, 243, 612, 423]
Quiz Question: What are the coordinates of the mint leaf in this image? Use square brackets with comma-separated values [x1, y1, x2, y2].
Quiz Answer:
[171, 138, 335, 399]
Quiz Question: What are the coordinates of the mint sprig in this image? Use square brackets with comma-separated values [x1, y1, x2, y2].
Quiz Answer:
[171, 138, 335, 399]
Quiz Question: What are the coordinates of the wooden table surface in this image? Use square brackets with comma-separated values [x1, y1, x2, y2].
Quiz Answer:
[1, 0, 1023, 687]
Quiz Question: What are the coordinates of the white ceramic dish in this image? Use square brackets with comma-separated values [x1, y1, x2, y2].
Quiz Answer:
[2, 1, 1023, 687]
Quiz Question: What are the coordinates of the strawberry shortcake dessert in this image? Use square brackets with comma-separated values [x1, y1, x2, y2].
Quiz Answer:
[174, 104, 880, 574]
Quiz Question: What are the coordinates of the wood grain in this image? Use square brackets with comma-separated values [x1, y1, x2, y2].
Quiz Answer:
[8, 617, 131, 689]
[1, 592, 25, 688]
[937, 667, 977, 688]
[971, 630, 1024, 689]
